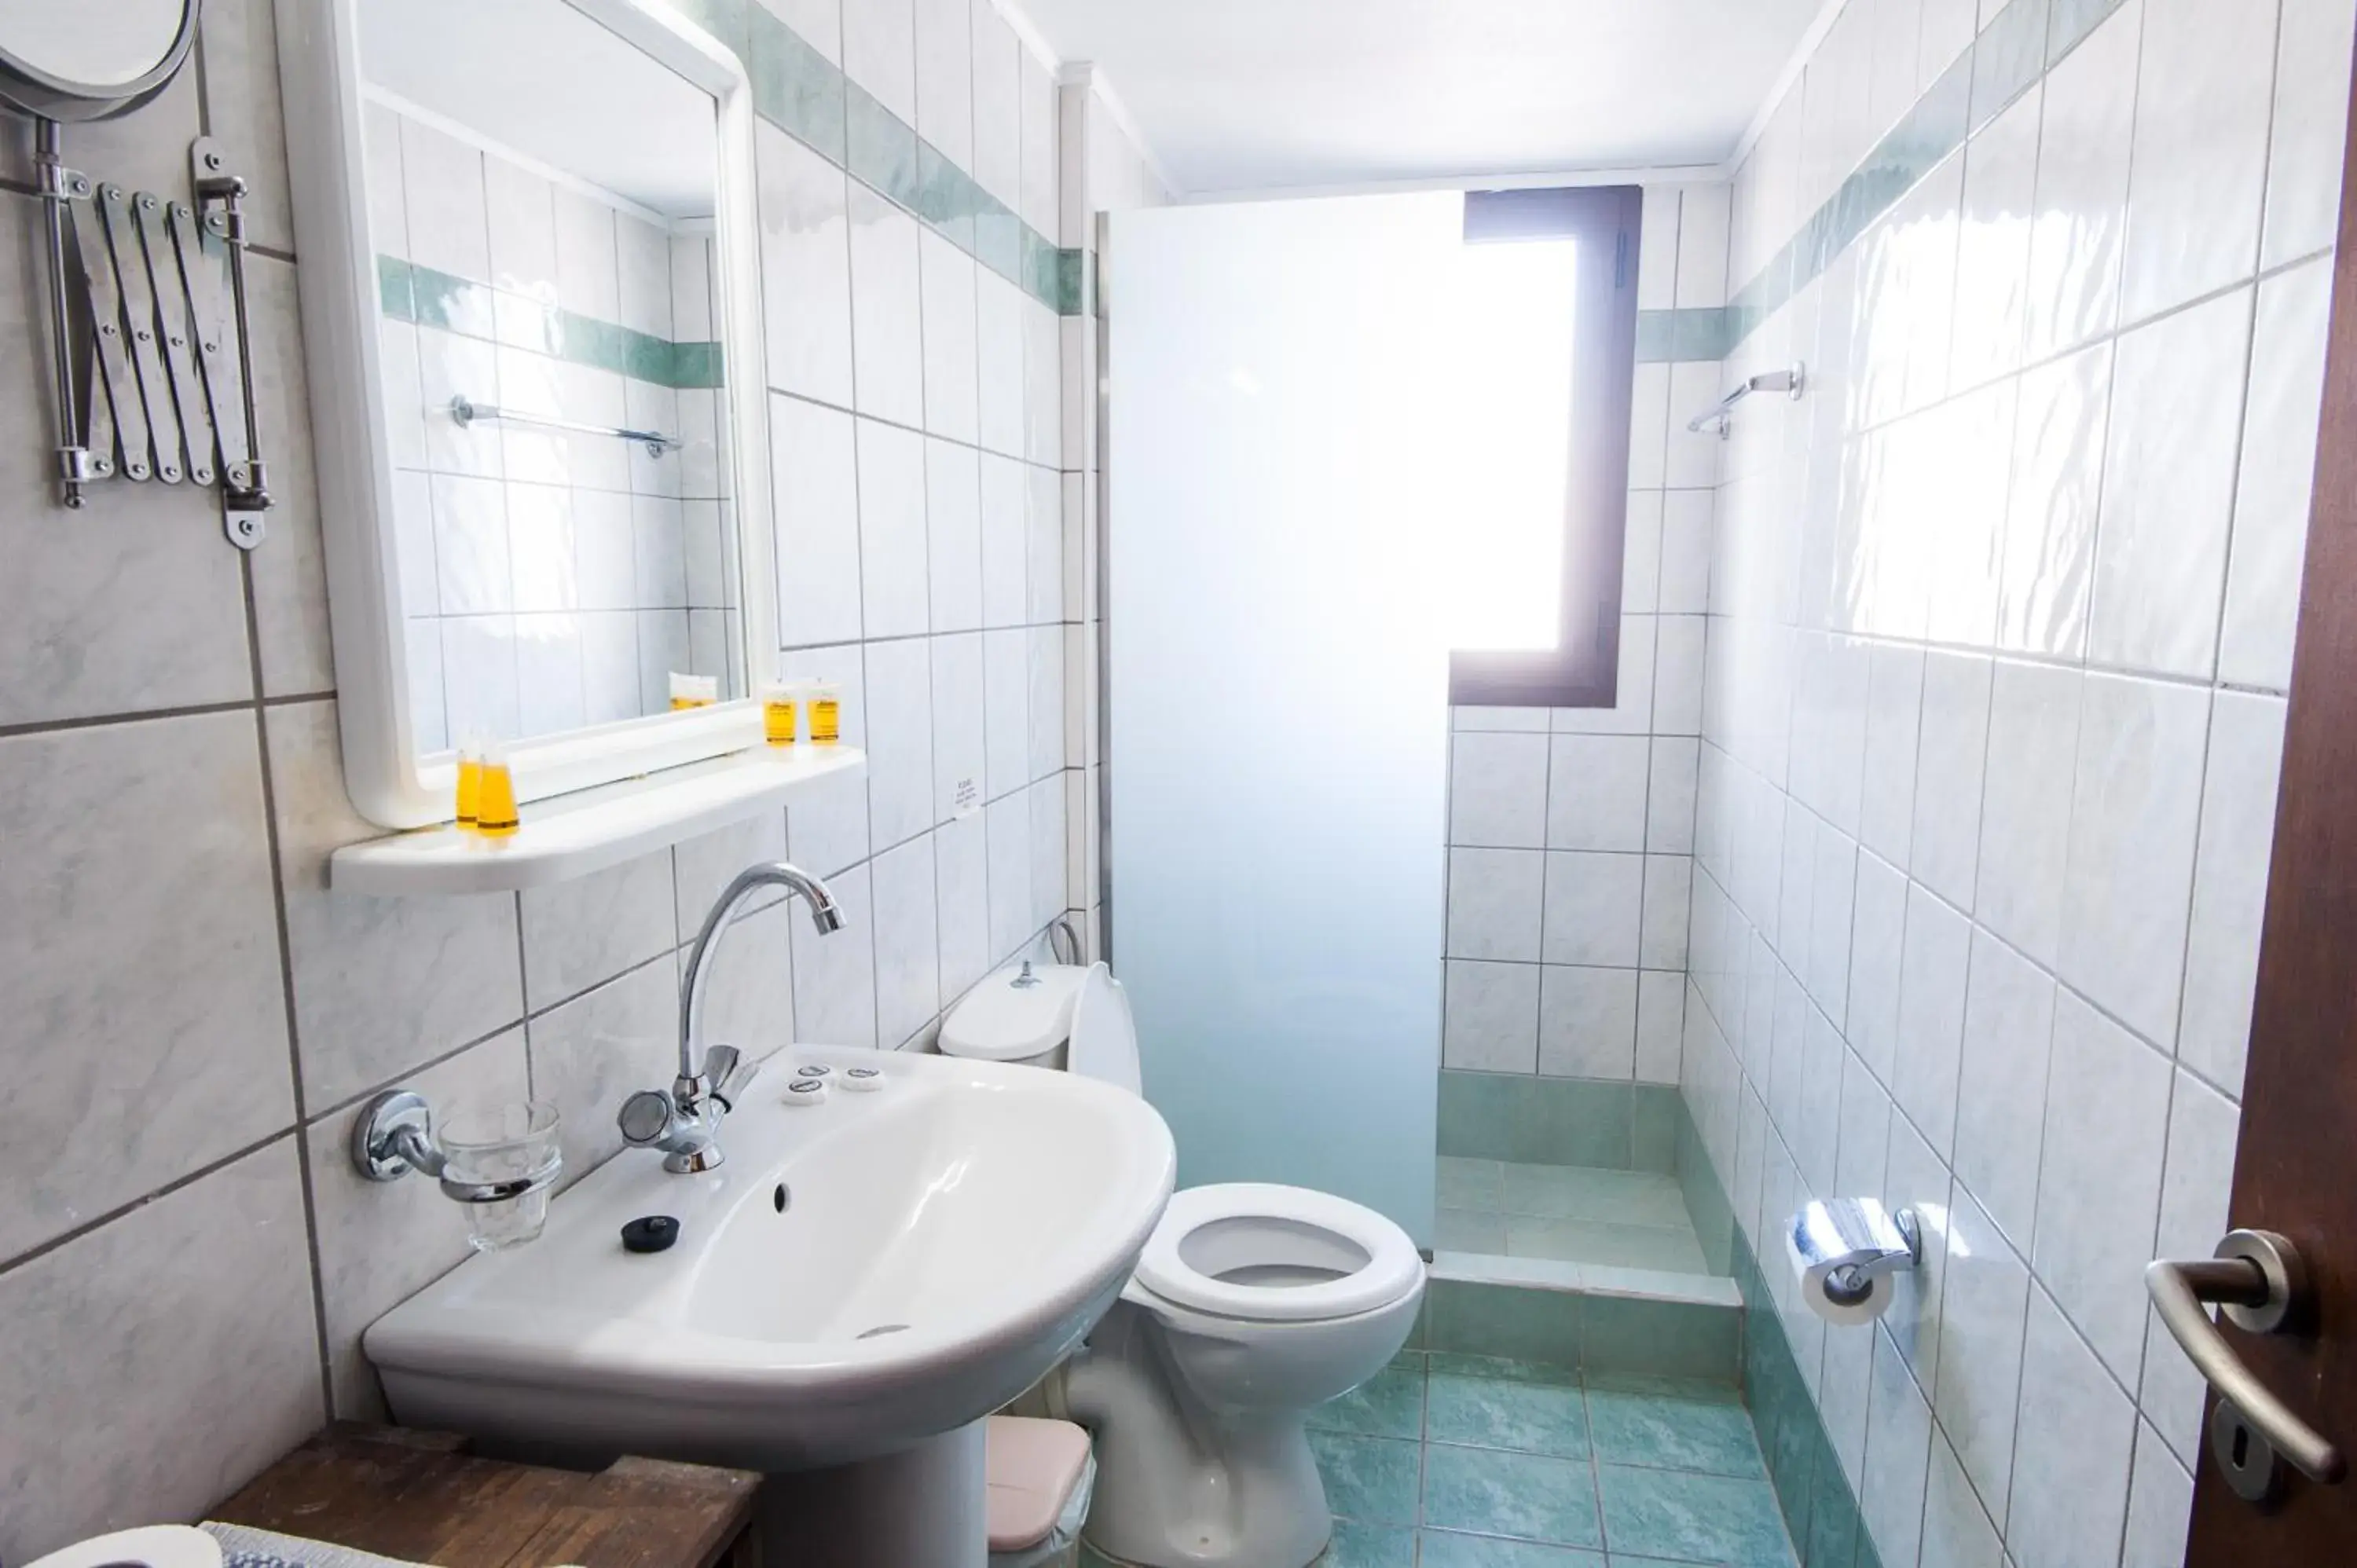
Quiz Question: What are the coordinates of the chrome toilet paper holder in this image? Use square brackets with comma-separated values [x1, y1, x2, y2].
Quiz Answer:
[1790, 1197, 1922, 1307]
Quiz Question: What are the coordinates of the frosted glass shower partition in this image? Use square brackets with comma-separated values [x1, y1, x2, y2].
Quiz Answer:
[1104, 196, 1459, 1245]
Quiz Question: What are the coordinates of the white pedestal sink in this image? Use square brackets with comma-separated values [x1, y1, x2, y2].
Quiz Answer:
[365, 1046, 1176, 1568]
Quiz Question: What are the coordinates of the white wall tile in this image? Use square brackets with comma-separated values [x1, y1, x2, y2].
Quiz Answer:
[1952, 928, 2057, 1253]
[1893, 884, 1970, 1158]
[1450, 731, 1549, 848]
[1446, 847, 1545, 962]
[913, 0, 973, 167]
[2118, 0, 2275, 323]
[849, 187, 926, 427]
[1659, 489, 1716, 613]
[1646, 737, 1700, 854]
[2088, 286, 2253, 678]
[1637, 969, 1686, 1083]
[1541, 851, 1646, 967]
[2179, 691, 2286, 1095]
[1860, 1326, 1933, 1568]
[843, 0, 918, 123]
[2222, 255, 2332, 690]
[2058, 673, 2209, 1047]
[530, 958, 675, 1188]
[1910, 651, 1993, 911]
[1545, 734, 1651, 851]
[930, 632, 986, 823]
[864, 636, 936, 848]
[855, 418, 932, 638]
[773, 396, 864, 647]
[1642, 855, 1693, 970]
[1974, 660, 2081, 966]
[975, 270, 1027, 458]
[919, 230, 981, 443]
[935, 808, 990, 999]
[2033, 992, 2172, 1380]
[870, 832, 942, 1047]
[2264, 0, 2357, 267]
[1443, 960, 1541, 1072]
[2022, 2, 2140, 359]
[1538, 965, 1638, 1079]
[2008, 1285, 2136, 1568]
[1996, 342, 2110, 658]
[969, 0, 1021, 209]
[2121, 1421, 2196, 1568]
[926, 438, 984, 633]
[1932, 1184, 2029, 1530]
[519, 849, 673, 1010]
[757, 125, 854, 405]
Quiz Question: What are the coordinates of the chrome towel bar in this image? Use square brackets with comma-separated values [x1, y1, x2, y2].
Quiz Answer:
[449, 394, 680, 457]
[1688, 361, 1805, 438]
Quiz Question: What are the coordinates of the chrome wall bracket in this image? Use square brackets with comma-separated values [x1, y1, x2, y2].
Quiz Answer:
[31, 123, 273, 544]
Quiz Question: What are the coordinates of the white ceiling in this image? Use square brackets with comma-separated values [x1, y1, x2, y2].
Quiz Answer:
[361, 0, 718, 219]
[1017, 0, 1827, 196]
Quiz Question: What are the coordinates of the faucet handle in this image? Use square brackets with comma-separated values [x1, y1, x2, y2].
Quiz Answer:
[705, 1044, 758, 1110]
[618, 1088, 680, 1149]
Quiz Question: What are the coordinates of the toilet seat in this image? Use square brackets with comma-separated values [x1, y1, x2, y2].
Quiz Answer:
[1132, 1183, 1422, 1324]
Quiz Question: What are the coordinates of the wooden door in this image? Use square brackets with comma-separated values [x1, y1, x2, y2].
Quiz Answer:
[2183, 36, 2357, 1565]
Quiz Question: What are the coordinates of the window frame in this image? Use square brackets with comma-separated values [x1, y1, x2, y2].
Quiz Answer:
[1448, 184, 1644, 709]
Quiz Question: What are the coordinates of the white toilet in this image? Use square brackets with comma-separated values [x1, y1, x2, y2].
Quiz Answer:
[940, 961, 1425, 1568]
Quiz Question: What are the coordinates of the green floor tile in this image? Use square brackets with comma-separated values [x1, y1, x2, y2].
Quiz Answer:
[1425, 1374, 1591, 1458]
[1582, 1370, 1743, 1404]
[1319, 1518, 1417, 1567]
[1310, 1366, 1428, 1441]
[1596, 1462, 1797, 1566]
[1417, 1530, 1606, 1566]
[1310, 1430, 1422, 1526]
[1426, 1351, 1583, 1387]
[1585, 1384, 1766, 1477]
[1422, 1444, 1602, 1548]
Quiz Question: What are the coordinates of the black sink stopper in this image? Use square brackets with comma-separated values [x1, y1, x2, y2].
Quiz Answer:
[621, 1214, 680, 1253]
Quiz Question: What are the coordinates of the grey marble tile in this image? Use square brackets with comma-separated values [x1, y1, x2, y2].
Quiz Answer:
[0, 204, 251, 728]
[520, 849, 678, 1010]
[0, 713, 295, 1262]
[695, 899, 800, 1064]
[0, 1140, 321, 1564]
[196, 0, 295, 254]
[243, 255, 336, 697]
[672, 808, 793, 936]
[306, 1027, 530, 1416]
[269, 701, 524, 1108]
[528, 957, 677, 1190]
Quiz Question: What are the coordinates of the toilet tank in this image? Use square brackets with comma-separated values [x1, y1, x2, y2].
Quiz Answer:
[942, 962, 1142, 1094]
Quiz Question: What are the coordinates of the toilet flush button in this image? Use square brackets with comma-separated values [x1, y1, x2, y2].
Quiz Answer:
[841, 1065, 886, 1093]
[783, 1077, 830, 1106]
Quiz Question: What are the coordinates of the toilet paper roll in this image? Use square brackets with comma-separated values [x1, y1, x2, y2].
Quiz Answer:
[1786, 1197, 1915, 1327]
[24, 1525, 223, 1568]
[1789, 1240, 1895, 1326]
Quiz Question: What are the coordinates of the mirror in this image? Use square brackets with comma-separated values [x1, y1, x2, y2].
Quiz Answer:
[0, 0, 197, 120]
[287, 0, 777, 827]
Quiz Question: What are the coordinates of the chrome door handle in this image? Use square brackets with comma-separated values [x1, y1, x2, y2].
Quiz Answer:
[2146, 1229, 2345, 1493]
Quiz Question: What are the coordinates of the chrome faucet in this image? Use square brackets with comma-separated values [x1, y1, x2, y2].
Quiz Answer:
[618, 861, 844, 1172]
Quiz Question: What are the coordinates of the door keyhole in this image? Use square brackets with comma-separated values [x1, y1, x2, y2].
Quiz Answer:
[2211, 1398, 2286, 1505]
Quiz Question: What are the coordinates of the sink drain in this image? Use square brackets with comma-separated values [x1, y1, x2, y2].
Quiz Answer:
[856, 1323, 910, 1339]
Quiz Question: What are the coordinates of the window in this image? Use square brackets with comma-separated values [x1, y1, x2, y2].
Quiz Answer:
[1446, 185, 1642, 708]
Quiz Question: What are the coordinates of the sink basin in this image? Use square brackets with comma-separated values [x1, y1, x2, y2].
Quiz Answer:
[365, 1046, 1175, 1484]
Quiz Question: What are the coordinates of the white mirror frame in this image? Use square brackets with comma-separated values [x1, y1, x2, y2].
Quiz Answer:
[277, 0, 778, 830]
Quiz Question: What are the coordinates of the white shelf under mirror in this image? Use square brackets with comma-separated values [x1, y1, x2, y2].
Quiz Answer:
[331, 742, 864, 896]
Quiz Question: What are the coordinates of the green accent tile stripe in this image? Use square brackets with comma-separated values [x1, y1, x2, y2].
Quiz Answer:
[378, 256, 724, 390]
[728, 1, 1084, 313]
[1438, 1070, 1681, 1172]
[1636, 306, 1735, 364]
[1724, 0, 2125, 361]
[1416, 1278, 1740, 1383]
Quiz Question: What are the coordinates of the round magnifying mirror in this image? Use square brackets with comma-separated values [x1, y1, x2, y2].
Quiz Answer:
[0, 0, 200, 122]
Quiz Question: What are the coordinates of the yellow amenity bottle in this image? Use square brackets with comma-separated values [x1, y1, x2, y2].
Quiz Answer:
[454, 738, 484, 832]
[762, 680, 801, 746]
[475, 738, 520, 838]
[808, 680, 841, 745]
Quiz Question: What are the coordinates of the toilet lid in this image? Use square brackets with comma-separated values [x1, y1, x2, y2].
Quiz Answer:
[1133, 1183, 1424, 1323]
